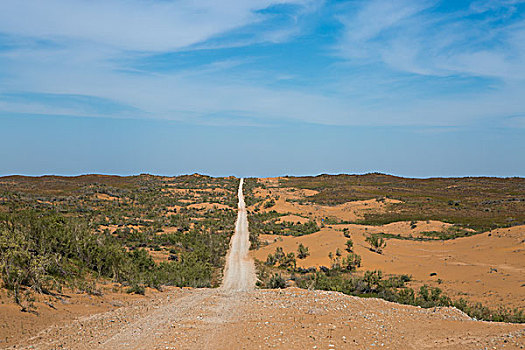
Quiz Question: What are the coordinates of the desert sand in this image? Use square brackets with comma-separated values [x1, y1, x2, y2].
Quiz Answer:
[251, 179, 525, 309]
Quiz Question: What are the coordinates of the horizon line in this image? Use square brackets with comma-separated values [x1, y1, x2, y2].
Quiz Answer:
[1, 172, 524, 180]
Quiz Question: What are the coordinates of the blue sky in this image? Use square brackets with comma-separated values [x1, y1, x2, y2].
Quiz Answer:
[0, 0, 524, 177]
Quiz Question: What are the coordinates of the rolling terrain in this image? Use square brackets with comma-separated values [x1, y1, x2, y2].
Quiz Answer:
[248, 175, 525, 312]
[0, 174, 524, 349]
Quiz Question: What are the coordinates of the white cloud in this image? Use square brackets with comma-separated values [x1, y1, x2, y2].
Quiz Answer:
[336, 0, 434, 59]
[0, 0, 336, 125]
[335, 0, 525, 80]
[0, 0, 314, 52]
[469, 0, 525, 14]
[0, 0, 524, 129]
[3, 44, 525, 129]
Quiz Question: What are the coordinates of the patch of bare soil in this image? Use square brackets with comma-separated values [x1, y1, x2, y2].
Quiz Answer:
[276, 214, 310, 224]
[158, 226, 181, 234]
[252, 183, 401, 223]
[363, 220, 476, 238]
[265, 196, 399, 222]
[145, 248, 171, 263]
[0, 286, 164, 348]
[187, 202, 233, 210]
[5, 288, 524, 349]
[93, 193, 119, 201]
[98, 224, 144, 234]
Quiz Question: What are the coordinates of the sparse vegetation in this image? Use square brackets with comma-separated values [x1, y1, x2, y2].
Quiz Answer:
[250, 174, 525, 324]
[257, 248, 524, 323]
[291, 267, 524, 323]
[264, 198, 275, 208]
[243, 178, 265, 208]
[283, 174, 525, 232]
[373, 226, 477, 242]
[0, 174, 238, 309]
[247, 210, 319, 238]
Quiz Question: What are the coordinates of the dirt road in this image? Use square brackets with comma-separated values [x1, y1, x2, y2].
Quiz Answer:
[221, 178, 256, 292]
[7, 179, 525, 349]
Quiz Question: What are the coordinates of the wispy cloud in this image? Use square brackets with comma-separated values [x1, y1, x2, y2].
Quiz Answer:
[0, 0, 524, 129]
[0, 0, 316, 51]
[335, 0, 525, 80]
[0, 0, 322, 122]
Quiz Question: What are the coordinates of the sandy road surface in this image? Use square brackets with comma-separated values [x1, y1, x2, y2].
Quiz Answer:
[7, 179, 525, 349]
[221, 178, 256, 292]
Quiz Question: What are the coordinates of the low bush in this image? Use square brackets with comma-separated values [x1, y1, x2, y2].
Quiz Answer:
[267, 273, 286, 289]
[345, 239, 353, 252]
[365, 234, 386, 254]
[297, 243, 310, 259]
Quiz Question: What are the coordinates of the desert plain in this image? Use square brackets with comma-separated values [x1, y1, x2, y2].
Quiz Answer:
[0, 174, 523, 349]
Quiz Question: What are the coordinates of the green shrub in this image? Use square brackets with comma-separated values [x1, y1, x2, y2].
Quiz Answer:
[273, 247, 285, 262]
[297, 243, 310, 259]
[126, 284, 145, 295]
[345, 239, 353, 252]
[342, 253, 361, 272]
[264, 199, 276, 208]
[268, 273, 286, 289]
[365, 234, 386, 254]
[266, 253, 277, 266]
[281, 252, 296, 270]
